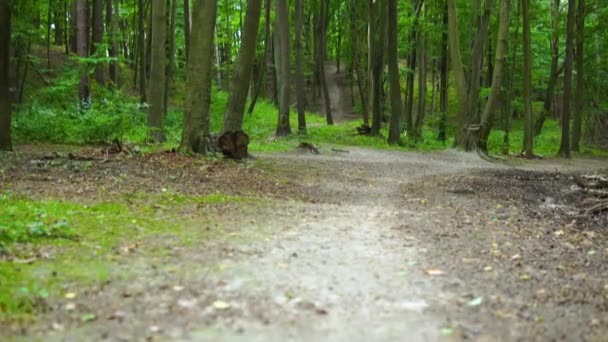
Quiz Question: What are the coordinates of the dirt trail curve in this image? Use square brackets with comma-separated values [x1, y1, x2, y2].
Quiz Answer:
[8, 147, 608, 341]
[313, 62, 360, 123]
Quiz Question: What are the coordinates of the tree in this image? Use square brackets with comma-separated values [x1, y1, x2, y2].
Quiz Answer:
[316, 0, 333, 125]
[275, 0, 291, 136]
[559, 0, 576, 158]
[179, 0, 217, 153]
[522, 0, 534, 157]
[0, 0, 11, 151]
[76, 0, 89, 106]
[295, 0, 306, 133]
[91, 0, 104, 85]
[572, 0, 585, 151]
[479, 0, 510, 151]
[386, 0, 402, 144]
[223, 0, 263, 133]
[148, 0, 167, 142]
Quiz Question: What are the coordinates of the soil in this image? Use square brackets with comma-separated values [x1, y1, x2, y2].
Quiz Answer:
[1, 144, 607, 341]
[309, 62, 360, 123]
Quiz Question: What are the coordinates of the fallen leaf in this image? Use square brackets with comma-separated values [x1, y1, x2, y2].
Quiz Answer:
[212, 300, 231, 310]
[587, 250, 597, 256]
[80, 313, 97, 323]
[425, 269, 445, 276]
[467, 296, 483, 307]
[554, 230, 564, 237]
[440, 327, 454, 336]
[64, 303, 76, 311]
[483, 266, 493, 272]
[64, 292, 77, 299]
[510, 254, 521, 261]
[520, 274, 531, 281]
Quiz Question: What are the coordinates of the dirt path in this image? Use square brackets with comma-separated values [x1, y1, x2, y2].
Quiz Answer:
[2, 147, 608, 341]
[312, 62, 359, 123]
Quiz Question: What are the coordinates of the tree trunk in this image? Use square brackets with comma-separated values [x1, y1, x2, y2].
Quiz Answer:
[183, 0, 190, 61]
[404, 0, 424, 135]
[559, 0, 575, 158]
[535, 0, 560, 135]
[247, 0, 271, 115]
[370, 0, 386, 136]
[387, 0, 402, 144]
[148, 0, 167, 142]
[447, 0, 469, 146]
[479, 0, 510, 152]
[138, 0, 146, 102]
[317, 0, 333, 125]
[76, 0, 89, 106]
[222, 0, 263, 132]
[0, 0, 11, 151]
[350, 0, 368, 127]
[522, 0, 534, 156]
[179, 0, 217, 153]
[438, 1, 448, 142]
[295, 0, 307, 133]
[571, 0, 585, 151]
[107, 0, 120, 87]
[46, 0, 53, 69]
[92, 0, 104, 85]
[275, 0, 291, 136]
[164, 0, 178, 114]
[414, 30, 427, 136]
[55, 0, 65, 46]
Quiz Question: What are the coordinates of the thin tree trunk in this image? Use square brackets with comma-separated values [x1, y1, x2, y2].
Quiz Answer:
[222, 0, 263, 132]
[76, 0, 89, 106]
[350, 0, 367, 126]
[183, 0, 190, 61]
[522, 0, 534, 156]
[414, 31, 427, 136]
[46, 0, 53, 69]
[0, 0, 11, 150]
[148, 0, 167, 142]
[535, 0, 560, 135]
[247, 0, 271, 115]
[571, 0, 585, 151]
[387, 0, 402, 144]
[317, 0, 333, 125]
[558, 0, 575, 158]
[164, 0, 178, 114]
[275, 0, 291, 136]
[479, 0, 510, 151]
[138, 0, 146, 102]
[370, 0, 386, 136]
[92, 0, 104, 85]
[438, 1, 448, 142]
[295, 0, 307, 132]
[447, 0, 469, 146]
[55, 0, 65, 46]
[179, 0, 217, 153]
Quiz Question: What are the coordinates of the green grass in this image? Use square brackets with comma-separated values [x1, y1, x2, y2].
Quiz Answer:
[0, 191, 260, 322]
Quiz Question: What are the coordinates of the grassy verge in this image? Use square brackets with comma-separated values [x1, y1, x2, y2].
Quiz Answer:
[0, 191, 261, 323]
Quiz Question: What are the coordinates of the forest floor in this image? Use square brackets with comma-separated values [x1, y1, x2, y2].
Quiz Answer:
[1, 145, 608, 341]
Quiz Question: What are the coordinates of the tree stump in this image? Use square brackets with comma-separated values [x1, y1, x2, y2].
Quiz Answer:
[218, 131, 250, 159]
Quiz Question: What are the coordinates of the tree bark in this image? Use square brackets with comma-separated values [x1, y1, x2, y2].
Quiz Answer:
[414, 30, 427, 136]
[571, 0, 585, 151]
[479, 0, 510, 152]
[275, 0, 291, 136]
[222, 0, 263, 132]
[92, 0, 104, 85]
[535, 0, 560, 135]
[447, 0, 469, 146]
[522, 0, 534, 156]
[0, 0, 11, 151]
[387, 0, 402, 144]
[317, 0, 333, 125]
[438, 1, 448, 142]
[559, 0, 575, 158]
[164, 0, 178, 114]
[179, 0, 217, 153]
[148, 0, 167, 142]
[138, 0, 146, 102]
[46, 0, 53, 69]
[247, 0, 271, 115]
[76, 0, 89, 106]
[370, 0, 386, 136]
[350, 0, 368, 127]
[295, 0, 307, 133]
[183, 0, 190, 62]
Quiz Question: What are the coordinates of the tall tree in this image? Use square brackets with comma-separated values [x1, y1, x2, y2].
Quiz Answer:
[369, 0, 386, 136]
[438, 1, 448, 142]
[295, 0, 306, 132]
[222, 0, 263, 133]
[0, 0, 11, 150]
[317, 0, 333, 125]
[387, 0, 402, 144]
[183, 0, 190, 61]
[275, 0, 291, 136]
[246, 0, 271, 115]
[535, 0, 561, 135]
[479, 0, 510, 151]
[559, 0, 576, 158]
[522, 0, 534, 156]
[76, 0, 89, 105]
[571, 0, 585, 151]
[179, 0, 217, 153]
[148, 0, 167, 142]
[107, 0, 119, 86]
[137, 0, 146, 101]
[164, 0, 178, 114]
[91, 0, 104, 85]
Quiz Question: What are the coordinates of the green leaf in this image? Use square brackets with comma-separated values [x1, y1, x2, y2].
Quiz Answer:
[467, 296, 483, 307]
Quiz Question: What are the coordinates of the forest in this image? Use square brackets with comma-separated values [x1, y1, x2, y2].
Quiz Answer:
[1, 0, 608, 340]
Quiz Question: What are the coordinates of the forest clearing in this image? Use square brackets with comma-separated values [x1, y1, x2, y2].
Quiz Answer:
[1, 0, 608, 340]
